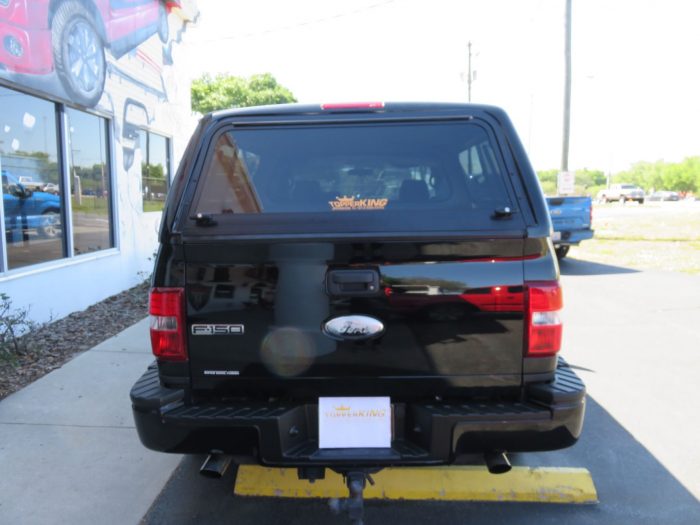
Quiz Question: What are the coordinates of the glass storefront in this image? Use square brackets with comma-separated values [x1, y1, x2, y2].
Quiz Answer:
[0, 87, 64, 270]
[0, 86, 114, 272]
[66, 108, 113, 255]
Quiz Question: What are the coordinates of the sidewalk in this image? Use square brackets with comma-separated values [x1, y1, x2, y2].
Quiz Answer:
[0, 318, 182, 525]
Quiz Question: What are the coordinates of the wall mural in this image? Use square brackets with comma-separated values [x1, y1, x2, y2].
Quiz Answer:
[0, 0, 198, 170]
[0, 1, 198, 106]
[1, 0, 198, 271]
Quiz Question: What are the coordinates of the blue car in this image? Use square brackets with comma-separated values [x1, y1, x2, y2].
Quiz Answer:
[2, 170, 62, 239]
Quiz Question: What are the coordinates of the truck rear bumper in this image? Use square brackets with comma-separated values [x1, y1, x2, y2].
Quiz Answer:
[131, 359, 585, 466]
[554, 229, 594, 246]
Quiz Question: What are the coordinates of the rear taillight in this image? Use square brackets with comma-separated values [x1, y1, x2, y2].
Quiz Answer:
[525, 281, 563, 357]
[149, 287, 187, 361]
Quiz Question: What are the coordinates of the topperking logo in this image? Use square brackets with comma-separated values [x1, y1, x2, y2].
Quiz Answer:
[329, 195, 389, 211]
[325, 403, 387, 418]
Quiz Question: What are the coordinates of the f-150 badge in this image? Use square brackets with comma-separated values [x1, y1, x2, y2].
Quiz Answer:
[322, 315, 384, 341]
[191, 324, 244, 335]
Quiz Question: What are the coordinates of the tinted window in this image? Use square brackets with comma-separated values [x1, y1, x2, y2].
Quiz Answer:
[194, 122, 514, 222]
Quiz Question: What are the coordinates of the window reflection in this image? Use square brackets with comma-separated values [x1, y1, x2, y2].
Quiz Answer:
[1, 87, 64, 270]
[66, 108, 113, 256]
[141, 131, 170, 212]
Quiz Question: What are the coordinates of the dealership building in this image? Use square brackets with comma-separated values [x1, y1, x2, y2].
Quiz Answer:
[0, 1, 199, 322]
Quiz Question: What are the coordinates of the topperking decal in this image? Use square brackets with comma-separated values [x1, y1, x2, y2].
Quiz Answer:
[329, 195, 389, 211]
[324, 404, 388, 419]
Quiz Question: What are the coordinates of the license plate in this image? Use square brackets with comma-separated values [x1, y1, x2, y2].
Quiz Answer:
[552, 231, 562, 241]
[318, 397, 391, 449]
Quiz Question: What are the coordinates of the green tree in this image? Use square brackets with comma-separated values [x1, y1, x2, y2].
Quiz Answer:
[617, 161, 664, 191]
[191, 73, 296, 114]
[142, 163, 164, 180]
[536, 169, 558, 195]
[615, 157, 700, 193]
[575, 169, 606, 188]
[664, 162, 697, 193]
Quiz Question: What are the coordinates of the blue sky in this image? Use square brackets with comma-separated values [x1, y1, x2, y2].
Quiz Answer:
[181, 0, 700, 174]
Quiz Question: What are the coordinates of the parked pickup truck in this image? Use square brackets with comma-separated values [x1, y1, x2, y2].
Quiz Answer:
[546, 196, 594, 259]
[597, 183, 645, 204]
[17, 176, 47, 192]
[131, 102, 586, 521]
[2, 170, 61, 239]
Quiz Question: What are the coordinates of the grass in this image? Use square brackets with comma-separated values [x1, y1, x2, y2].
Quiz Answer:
[568, 202, 700, 274]
[72, 196, 165, 213]
[591, 203, 700, 241]
[71, 195, 109, 216]
[143, 200, 165, 213]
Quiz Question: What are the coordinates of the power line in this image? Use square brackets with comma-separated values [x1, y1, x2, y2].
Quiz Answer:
[190, 0, 396, 44]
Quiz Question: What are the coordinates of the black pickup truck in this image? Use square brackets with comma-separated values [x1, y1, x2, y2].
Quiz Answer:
[131, 102, 585, 515]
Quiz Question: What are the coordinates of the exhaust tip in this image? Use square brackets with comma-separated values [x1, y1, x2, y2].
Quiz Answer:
[199, 454, 233, 479]
[199, 468, 223, 479]
[484, 451, 512, 474]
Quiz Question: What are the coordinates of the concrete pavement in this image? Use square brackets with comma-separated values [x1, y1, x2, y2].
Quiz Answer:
[0, 318, 180, 525]
[558, 259, 700, 499]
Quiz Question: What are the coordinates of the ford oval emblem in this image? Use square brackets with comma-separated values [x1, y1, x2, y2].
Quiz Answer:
[322, 315, 385, 341]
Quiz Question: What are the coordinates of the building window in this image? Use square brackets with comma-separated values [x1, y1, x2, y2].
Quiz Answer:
[0, 86, 114, 274]
[1, 87, 64, 270]
[140, 131, 170, 212]
[66, 108, 113, 255]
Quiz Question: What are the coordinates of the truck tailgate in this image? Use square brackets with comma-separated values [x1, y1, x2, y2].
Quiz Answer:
[183, 237, 526, 398]
[547, 196, 592, 231]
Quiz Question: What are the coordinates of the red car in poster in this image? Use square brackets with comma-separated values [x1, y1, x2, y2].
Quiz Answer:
[0, 0, 168, 106]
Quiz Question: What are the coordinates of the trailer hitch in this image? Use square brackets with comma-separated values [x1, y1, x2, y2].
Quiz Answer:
[329, 470, 378, 525]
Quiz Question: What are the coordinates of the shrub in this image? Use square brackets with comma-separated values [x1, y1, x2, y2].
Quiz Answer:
[0, 294, 37, 363]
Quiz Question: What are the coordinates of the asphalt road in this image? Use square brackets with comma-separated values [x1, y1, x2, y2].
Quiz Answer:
[142, 258, 700, 525]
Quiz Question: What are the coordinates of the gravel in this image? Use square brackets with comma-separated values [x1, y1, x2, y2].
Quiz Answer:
[0, 281, 148, 400]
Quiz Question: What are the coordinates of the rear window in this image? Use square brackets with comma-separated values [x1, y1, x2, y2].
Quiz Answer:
[190, 121, 519, 233]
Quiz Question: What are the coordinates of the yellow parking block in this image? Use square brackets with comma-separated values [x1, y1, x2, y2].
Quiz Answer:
[234, 465, 598, 504]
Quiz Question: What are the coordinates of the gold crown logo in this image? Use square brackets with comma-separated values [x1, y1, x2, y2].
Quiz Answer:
[335, 196, 355, 206]
[334, 405, 351, 411]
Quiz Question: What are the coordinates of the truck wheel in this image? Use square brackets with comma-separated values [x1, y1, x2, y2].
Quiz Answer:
[638, 198, 644, 204]
[555, 246, 570, 259]
[39, 211, 60, 239]
[52, 1, 106, 107]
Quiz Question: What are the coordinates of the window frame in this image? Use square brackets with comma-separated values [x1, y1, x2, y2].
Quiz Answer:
[0, 85, 118, 277]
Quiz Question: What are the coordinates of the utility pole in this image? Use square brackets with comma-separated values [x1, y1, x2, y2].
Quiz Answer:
[561, 0, 572, 172]
[467, 41, 473, 102]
